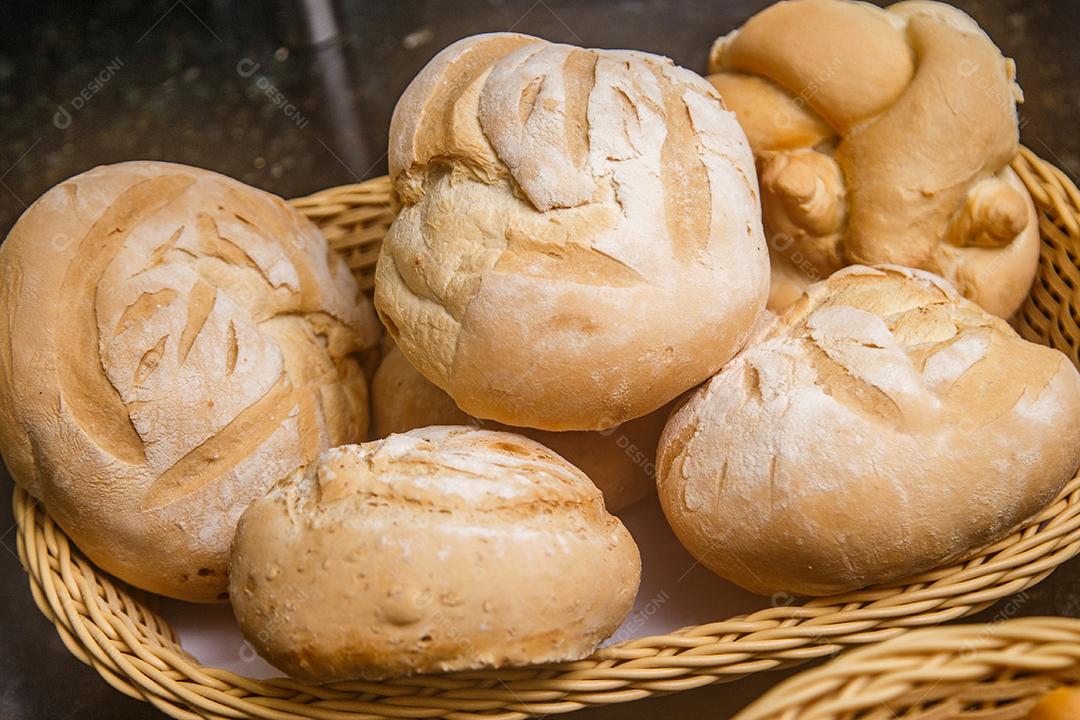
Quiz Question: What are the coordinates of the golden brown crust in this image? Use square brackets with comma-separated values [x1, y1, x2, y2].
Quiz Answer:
[371, 346, 664, 512]
[707, 0, 1037, 317]
[0, 161, 380, 602]
[715, 0, 915, 131]
[230, 427, 642, 682]
[658, 265, 1080, 596]
[707, 72, 832, 151]
[376, 33, 769, 430]
[1026, 688, 1080, 720]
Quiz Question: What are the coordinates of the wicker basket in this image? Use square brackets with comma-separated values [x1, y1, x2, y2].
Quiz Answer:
[10, 146, 1080, 720]
[734, 616, 1080, 720]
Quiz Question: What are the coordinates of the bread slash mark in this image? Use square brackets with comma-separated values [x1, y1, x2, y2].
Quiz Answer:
[135, 335, 168, 386]
[225, 321, 238, 375]
[113, 289, 179, 336]
[562, 48, 596, 170]
[57, 172, 195, 465]
[655, 68, 710, 261]
[178, 281, 216, 363]
[142, 379, 295, 510]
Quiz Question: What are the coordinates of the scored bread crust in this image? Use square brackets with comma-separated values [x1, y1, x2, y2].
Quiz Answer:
[0, 161, 380, 602]
[658, 265, 1080, 596]
[376, 33, 769, 431]
[707, 0, 1039, 317]
[229, 426, 642, 682]
[370, 345, 666, 512]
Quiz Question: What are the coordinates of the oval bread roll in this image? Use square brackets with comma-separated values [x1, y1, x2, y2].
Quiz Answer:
[371, 345, 665, 512]
[707, 0, 1039, 317]
[0, 161, 380, 601]
[376, 33, 769, 431]
[229, 426, 642, 681]
[1026, 688, 1080, 720]
[658, 265, 1080, 596]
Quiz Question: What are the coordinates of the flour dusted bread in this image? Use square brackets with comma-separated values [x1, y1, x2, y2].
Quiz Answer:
[230, 426, 641, 681]
[707, 0, 1039, 316]
[377, 33, 768, 431]
[372, 345, 664, 512]
[0, 161, 380, 602]
[658, 265, 1080, 596]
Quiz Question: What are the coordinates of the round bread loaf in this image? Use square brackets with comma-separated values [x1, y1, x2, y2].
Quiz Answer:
[229, 426, 641, 681]
[376, 32, 768, 431]
[371, 345, 665, 512]
[707, 0, 1039, 316]
[0, 161, 380, 602]
[657, 265, 1080, 597]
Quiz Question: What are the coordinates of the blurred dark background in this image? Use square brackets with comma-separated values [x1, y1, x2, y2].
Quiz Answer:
[1, 0, 1079, 236]
[1, 1, 1079, 718]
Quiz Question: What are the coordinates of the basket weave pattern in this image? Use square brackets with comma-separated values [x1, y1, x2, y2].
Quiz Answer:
[735, 617, 1080, 720]
[9, 148, 1080, 720]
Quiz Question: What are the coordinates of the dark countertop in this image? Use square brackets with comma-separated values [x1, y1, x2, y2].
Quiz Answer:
[1, 1, 1078, 718]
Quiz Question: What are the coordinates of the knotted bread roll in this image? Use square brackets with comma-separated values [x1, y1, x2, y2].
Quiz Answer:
[371, 345, 665, 512]
[0, 161, 380, 601]
[658, 265, 1080, 596]
[230, 426, 641, 681]
[707, 0, 1039, 316]
[377, 33, 769, 431]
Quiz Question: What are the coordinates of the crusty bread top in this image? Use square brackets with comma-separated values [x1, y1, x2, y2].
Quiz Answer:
[0, 161, 380, 601]
[300, 426, 602, 512]
[378, 33, 768, 430]
[707, 0, 1038, 317]
[658, 264, 1080, 596]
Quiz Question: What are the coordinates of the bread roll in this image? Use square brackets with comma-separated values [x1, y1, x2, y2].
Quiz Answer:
[376, 33, 768, 431]
[371, 345, 664, 512]
[707, 0, 1039, 317]
[230, 426, 641, 681]
[0, 161, 380, 602]
[1026, 688, 1080, 720]
[658, 265, 1080, 596]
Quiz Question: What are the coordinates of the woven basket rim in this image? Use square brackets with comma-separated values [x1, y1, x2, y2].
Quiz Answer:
[10, 146, 1080, 720]
[734, 615, 1080, 720]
